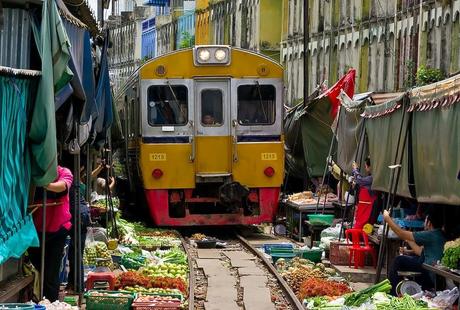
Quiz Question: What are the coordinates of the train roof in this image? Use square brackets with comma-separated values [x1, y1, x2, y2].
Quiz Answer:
[139, 46, 284, 80]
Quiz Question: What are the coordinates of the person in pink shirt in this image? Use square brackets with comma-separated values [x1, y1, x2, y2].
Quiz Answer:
[29, 165, 73, 302]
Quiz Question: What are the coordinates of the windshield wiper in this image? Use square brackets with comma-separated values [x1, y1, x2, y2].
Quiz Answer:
[255, 81, 268, 122]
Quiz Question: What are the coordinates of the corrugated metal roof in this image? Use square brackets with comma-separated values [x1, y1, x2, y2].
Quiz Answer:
[0, 8, 30, 69]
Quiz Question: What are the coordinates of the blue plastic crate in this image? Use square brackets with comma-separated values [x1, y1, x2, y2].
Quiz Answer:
[263, 243, 293, 254]
[400, 219, 424, 229]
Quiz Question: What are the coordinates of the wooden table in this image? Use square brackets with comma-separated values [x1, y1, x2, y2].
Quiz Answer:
[284, 200, 334, 242]
[422, 264, 460, 297]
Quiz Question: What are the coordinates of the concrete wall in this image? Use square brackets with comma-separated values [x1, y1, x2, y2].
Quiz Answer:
[282, 0, 460, 104]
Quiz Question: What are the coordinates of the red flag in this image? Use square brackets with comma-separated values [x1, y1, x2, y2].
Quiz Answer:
[323, 69, 356, 118]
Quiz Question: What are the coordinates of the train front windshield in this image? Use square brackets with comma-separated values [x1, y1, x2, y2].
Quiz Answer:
[237, 85, 276, 125]
[147, 85, 188, 126]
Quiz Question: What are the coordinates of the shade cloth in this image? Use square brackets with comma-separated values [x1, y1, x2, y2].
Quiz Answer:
[409, 75, 460, 205]
[363, 94, 412, 198]
[29, 0, 73, 186]
[0, 75, 39, 264]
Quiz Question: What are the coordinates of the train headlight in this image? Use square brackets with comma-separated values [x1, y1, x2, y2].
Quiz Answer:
[264, 167, 275, 177]
[194, 45, 231, 65]
[215, 49, 227, 61]
[198, 49, 211, 62]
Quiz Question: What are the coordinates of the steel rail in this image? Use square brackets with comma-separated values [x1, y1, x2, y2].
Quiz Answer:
[235, 233, 304, 310]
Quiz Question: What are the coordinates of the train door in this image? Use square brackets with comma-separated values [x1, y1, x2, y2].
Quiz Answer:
[194, 80, 232, 176]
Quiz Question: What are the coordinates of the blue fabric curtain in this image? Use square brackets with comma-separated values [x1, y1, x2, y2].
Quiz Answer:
[94, 31, 113, 136]
[0, 75, 39, 264]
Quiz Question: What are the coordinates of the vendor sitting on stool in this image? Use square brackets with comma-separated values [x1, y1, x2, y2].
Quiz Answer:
[351, 157, 375, 229]
[383, 209, 446, 296]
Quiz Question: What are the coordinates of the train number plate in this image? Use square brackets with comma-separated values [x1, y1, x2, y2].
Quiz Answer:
[149, 153, 167, 161]
[261, 153, 277, 160]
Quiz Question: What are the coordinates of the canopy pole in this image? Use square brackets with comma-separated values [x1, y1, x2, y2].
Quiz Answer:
[375, 96, 410, 283]
[40, 190, 47, 300]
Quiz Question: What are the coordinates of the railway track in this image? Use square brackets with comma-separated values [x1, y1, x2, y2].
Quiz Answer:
[180, 228, 304, 310]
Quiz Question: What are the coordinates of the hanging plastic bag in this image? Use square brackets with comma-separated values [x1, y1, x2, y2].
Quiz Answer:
[432, 287, 459, 308]
[83, 227, 97, 266]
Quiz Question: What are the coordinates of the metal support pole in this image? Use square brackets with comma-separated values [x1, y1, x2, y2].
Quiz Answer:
[86, 143, 91, 204]
[40, 190, 47, 300]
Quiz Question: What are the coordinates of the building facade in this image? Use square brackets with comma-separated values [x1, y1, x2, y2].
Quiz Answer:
[282, 0, 460, 104]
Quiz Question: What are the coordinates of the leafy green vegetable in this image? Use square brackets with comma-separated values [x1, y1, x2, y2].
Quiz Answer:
[344, 279, 392, 307]
[442, 245, 460, 269]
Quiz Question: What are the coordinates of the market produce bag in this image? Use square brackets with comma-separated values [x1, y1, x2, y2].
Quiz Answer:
[83, 228, 112, 268]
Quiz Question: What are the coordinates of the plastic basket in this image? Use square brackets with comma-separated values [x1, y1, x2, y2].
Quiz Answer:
[137, 292, 184, 302]
[0, 304, 35, 310]
[132, 295, 181, 310]
[271, 252, 296, 263]
[296, 249, 323, 263]
[263, 243, 293, 254]
[329, 242, 350, 266]
[308, 214, 334, 226]
[85, 290, 136, 310]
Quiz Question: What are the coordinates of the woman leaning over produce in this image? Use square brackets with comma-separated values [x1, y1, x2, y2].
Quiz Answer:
[29, 165, 73, 301]
[383, 209, 446, 295]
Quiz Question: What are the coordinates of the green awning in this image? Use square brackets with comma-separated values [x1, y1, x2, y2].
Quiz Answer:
[363, 94, 412, 198]
[409, 75, 460, 205]
[29, 0, 73, 186]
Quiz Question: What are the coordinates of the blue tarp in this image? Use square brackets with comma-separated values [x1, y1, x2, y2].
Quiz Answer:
[94, 31, 113, 137]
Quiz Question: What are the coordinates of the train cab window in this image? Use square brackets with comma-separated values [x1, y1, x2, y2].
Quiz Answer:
[147, 85, 188, 126]
[200, 89, 223, 126]
[237, 85, 276, 125]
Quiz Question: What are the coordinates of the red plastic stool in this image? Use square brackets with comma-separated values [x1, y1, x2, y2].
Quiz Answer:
[86, 272, 116, 290]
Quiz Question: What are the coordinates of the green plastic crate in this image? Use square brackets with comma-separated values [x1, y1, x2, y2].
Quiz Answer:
[308, 214, 334, 226]
[295, 249, 323, 263]
[85, 290, 136, 310]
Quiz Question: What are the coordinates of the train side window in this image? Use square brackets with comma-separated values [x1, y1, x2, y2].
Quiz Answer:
[237, 85, 276, 125]
[147, 85, 188, 126]
[200, 89, 223, 126]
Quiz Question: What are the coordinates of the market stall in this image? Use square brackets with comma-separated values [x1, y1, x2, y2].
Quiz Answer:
[78, 218, 192, 309]
[284, 191, 337, 242]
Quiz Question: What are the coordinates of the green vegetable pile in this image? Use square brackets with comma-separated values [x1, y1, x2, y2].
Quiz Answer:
[155, 247, 187, 265]
[344, 279, 392, 307]
[121, 252, 146, 270]
[441, 237, 460, 269]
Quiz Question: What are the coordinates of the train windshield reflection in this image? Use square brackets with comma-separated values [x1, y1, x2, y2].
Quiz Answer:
[147, 85, 188, 126]
[237, 84, 276, 125]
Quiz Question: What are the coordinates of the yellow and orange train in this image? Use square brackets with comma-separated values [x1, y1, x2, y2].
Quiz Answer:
[116, 46, 285, 226]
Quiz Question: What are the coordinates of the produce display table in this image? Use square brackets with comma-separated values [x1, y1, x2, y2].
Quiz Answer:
[284, 201, 334, 241]
[422, 264, 460, 300]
